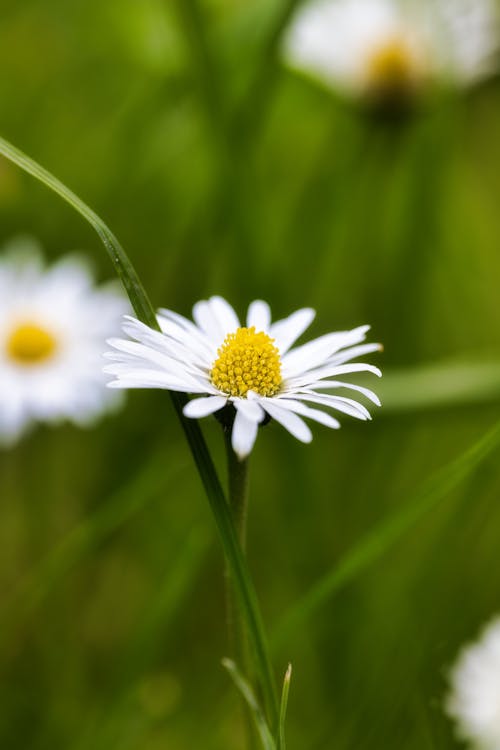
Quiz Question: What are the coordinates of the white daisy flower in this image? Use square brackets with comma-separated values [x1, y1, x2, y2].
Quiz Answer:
[0, 238, 129, 447]
[104, 296, 381, 460]
[283, 0, 499, 103]
[446, 617, 500, 750]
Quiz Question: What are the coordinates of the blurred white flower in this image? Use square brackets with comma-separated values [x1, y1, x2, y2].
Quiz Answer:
[0, 238, 128, 446]
[446, 617, 500, 749]
[105, 296, 381, 459]
[283, 0, 499, 102]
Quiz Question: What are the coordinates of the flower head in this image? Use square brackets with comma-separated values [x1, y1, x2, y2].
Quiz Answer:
[283, 0, 499, 105]
[446, 617, 500, 749]
[105, 296, 381, 459]
[0, 238, 128, 446]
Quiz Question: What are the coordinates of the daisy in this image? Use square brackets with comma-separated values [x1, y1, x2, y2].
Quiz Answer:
[283, 0, 499, 104]
[0, 238, 128, 446]
[446, 617, 500, 749]
[104, 296, 381, 459]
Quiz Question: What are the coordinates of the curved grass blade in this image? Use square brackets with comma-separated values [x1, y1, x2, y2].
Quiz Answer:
[0, 136, 157, 328]
[222, 658, 276, 750]
[0, 134, 278, 728]
[273, 419, 500, 647]
[277, 664, 292, 750]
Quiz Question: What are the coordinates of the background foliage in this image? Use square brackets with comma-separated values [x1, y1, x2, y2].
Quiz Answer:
[1, 1, 500, 747]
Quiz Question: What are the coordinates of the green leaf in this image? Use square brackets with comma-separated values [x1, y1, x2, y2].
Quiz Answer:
[0, 134, 278, 728]
[273, 419, 500, 647]
[222, 658, 276, 750]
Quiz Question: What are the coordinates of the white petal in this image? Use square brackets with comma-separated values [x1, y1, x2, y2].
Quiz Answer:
[105, 369, 209, 392]
[209, 296, 240, 334]
[269, 308, 316, 354]
[0, 395, 28, 444]
[193, 296, 240, 345]
[231, 408, 259, 459]
[289, 392, 371, 420]
[157, 308, 216, 351]
[157, 307, 199, 333]
[105, 336, 211, 387]
[120, 317, 210, 370]
[281, 325, 370, 378]
[119, 317, 181, 356]
[306, 380, 381, 406]
[271, 397, 341, 429]
[192, 300, 223, 343]
[246, 300, 271, 332]
[286, 362, 382, 387]
[260, 401, 313, 443]
[106, 337, 183, 370]
[325, 342, 382, 366]
[233, 397, 265, 423]
[156, 313, 214, 358]
[42, 255, 94, 299]
[183, 395, 227, 418]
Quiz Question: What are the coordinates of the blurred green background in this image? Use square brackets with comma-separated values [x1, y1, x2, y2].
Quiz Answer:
[2, 1, 500, 748]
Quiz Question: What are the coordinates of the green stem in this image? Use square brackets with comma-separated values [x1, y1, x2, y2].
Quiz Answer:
[225, 434, 250, 550]
[224, 432, 259, 749]
[224, 431, 250, 663]
[0, 132, 279, 731]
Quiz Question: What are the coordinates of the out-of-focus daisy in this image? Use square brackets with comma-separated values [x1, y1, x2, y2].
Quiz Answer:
[283, 0, 499, 106]
[446, 617, 500, 749]
[0, 238, 128, 446]
[105, 296, 381, 459]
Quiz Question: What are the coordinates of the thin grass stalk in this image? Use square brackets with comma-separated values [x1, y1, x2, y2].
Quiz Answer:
[277, 664, 292, 750]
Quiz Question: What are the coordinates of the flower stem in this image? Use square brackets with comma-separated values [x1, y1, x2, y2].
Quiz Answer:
[224, 431, 250, 661]
[226, 440, 250, 550]
[224, 431, 259, 749]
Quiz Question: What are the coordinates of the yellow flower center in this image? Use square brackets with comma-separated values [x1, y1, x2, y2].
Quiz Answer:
[6, 322, 57, 366]
[365, 38, 420, 94]
[211, 326, 282, 398]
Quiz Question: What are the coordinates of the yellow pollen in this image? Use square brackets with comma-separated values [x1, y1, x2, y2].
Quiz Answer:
[366, 38, 419, 93]
[6, 322, 57, 366]
[211, 326, 282, 398]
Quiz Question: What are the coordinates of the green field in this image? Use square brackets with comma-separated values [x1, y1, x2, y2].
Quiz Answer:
[1, 1, 500, 748]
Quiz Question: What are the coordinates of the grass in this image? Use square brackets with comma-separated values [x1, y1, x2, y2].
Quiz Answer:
[1, 1, 500, 748]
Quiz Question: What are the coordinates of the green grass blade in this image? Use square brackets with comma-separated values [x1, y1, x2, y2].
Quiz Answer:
[0, 133, 278, 729]
[277, 664, 292, 750]
[273, 419, 500, 647]
[0, 135, 158, 329]
[378, 359, 500, 412]
[222, 658, 276, 750]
